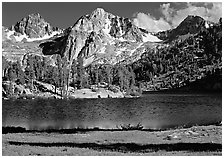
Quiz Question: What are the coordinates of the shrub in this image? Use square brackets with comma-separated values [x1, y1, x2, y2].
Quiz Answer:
[119, 123, 143, 130]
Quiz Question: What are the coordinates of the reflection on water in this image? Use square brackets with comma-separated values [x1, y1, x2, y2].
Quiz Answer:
[2, 93, 222, 130]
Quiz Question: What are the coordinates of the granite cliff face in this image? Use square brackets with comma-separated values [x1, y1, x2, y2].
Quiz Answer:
[39, 8, 162, 66]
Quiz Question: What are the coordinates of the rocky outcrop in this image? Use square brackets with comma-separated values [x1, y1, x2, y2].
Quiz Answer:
[109, 16, 143, 42]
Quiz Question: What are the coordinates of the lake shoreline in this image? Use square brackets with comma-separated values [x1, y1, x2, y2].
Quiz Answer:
[2, 121, 222, 134]
[3, 85, 141, 100]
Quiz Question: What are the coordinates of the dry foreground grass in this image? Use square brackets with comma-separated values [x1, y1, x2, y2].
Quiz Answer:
[2, 125, 222, 156]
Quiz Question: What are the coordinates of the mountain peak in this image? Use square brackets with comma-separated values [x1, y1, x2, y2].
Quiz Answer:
[179, 15, 205, 26]
[176, 15, 205, 32]
[92, 8, 105, 14]
[19, 13, 44, 24]
[89, 7, 113, 19]
[12, 13, 53, 38]
[4, 13, 63, 42]
[72, 7, 115, 33]
[155, 15, 207, 42]
[28, 13, 41, 18]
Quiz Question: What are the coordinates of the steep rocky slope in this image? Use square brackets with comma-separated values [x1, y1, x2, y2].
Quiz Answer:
[39, 8, 162, 66]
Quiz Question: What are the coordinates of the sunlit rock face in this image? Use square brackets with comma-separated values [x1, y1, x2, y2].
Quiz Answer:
[40, 8, 162, 66]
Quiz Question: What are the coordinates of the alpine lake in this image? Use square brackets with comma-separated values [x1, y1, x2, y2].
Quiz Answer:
[2, 92, 222, 131]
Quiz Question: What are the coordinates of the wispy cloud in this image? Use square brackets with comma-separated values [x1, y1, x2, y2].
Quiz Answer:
[132, 2, 222, 32]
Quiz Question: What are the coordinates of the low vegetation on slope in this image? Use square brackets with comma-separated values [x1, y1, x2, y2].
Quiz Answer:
[132, 19, 222, 91]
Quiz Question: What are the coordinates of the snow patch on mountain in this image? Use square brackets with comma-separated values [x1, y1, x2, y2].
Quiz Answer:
[6, 30, 15, 39]
[205, 22, 209, 28]
[83, 56, 95, 67]
[102, 18, 112, 35]
[27, 31, 61, 42]
[204, 21, 214, 29]
[142, 33, 162, 42]
[97, 47, 106, 54]
[14, 34, 28, 41]
[117, 18, 123, 36]
[6, 30, 61, 42]
[114, 47, 127, 56]
[129, 43, 142, 56]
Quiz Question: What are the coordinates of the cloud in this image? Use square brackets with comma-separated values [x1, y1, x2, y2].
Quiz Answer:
[133, 13, 171, 32]
[132, 2, 222, 32]
[160, 3, 175, 22]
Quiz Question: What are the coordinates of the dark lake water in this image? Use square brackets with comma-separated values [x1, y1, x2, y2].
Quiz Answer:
[2, 93, 222, 130]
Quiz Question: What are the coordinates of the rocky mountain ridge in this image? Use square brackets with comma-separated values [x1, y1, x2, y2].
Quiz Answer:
[3, 13, 62, 42]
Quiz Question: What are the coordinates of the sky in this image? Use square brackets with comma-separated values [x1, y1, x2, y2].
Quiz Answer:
[2, 2, 222, 32]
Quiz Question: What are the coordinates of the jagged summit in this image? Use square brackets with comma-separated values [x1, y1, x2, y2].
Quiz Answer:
[71, 7, 145, 41]
[28, 13, 42, 18]
[89, 8, 114, 18]
[91, 8, 106, 16]
[12, 13, 53, 38]
[4, 13, 62, 42]
[72, 7, 115, 33]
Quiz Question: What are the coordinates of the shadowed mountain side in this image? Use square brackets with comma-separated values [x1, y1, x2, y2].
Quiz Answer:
[39, 35, 68, 56]
[155, 15, 208, 42]
[8, 141, 222, 153]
